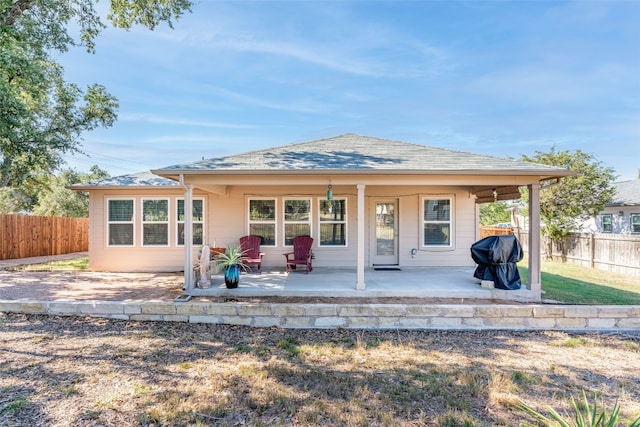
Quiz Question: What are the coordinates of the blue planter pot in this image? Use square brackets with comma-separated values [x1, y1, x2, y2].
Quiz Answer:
[224, 264, 240, 288]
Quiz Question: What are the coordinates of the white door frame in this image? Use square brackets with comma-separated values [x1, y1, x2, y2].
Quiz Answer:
[370, 198, 399, 265]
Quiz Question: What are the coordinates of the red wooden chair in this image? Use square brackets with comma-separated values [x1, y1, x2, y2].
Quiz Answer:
[283, 235, 314, 273]
[239, 235, 265, 273]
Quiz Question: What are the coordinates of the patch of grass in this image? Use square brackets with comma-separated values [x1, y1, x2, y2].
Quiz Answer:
[231, 343, 252, 354]
[622, 340, 640, 352]
[518, 259, 640, 304]
[95, 394, 120, 410]
[277, 337, 301, 358]
[550, 336, 591, 348]
[253, 344, 271, 358]
[32, 334, 53, 344]
[132, 383, 154, 396]
[1, 396, 27, 412]
[437, 410, 481, 427]
[65, 385, 82, 396]
[116, 346, 136, 357]
[512, 370, 537, 385]
[10, 256, 88, 271]
[178, 362, 192, 370]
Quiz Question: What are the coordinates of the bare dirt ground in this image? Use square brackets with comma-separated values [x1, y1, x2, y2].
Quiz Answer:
[1, 313, 639, 426]
[0, 270, 185, 302]
[1, 267, 639, 425]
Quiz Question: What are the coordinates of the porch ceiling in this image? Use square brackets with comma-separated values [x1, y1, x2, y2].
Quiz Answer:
[472, 185, 523, 203]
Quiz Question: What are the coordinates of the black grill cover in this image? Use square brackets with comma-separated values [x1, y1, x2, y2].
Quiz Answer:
[470, 234, 524, 290]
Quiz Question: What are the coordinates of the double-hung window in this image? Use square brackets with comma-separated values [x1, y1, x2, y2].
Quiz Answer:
[319, 199, 346, 246]
[284, 198, 311, 246]
[177, 199, 204, 245]
[248, 199, 276, 246]
[422, 197, 452, 247]
[107, 199, 134, 246]
[601, 214, 613, 233]
[631, 213, 640, 234]
[142, 199, 169, 246]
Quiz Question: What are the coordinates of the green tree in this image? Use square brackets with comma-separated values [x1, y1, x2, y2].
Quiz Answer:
[32, 165, 109, 217]
[0, 0, 192, 187]
[521, 147, 616, 242]
[479, 201, 511, 226]
[0, 165, 109, 216]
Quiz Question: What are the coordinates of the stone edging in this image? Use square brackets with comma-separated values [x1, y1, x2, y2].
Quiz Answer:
[1, 300, 639, 331]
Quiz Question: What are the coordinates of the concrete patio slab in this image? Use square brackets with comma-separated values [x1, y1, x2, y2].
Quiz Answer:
[190, 267, 540, 302]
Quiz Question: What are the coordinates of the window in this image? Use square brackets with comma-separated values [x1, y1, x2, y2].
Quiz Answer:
[248, 199, 276, 246]
[284, 198, 311, 246]
[601, 214, 612, 233]
[142, 199, 169, 246]
[631, 214, 640, 234]
[177, 199, 204, 245]
[319, 199, 346, 246]
[422, 197, 452, 247]
[107, 199, 134, 246]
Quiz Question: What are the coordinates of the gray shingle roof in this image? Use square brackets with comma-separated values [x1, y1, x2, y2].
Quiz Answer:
[607, 179, 640, 206]
[70, 171, 178, 189]
[75, 134, 574, 189]
[154, 134, 570, 175]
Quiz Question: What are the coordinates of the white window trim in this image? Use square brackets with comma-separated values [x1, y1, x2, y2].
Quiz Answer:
[318, 198, 348, 247]
[248, 198, 277, 247]
[106, 198, 135, 247]
[631, 213, 640, 234]
[283, 197, 312, 247]
[141, 198, 170, 247]
[601, 213, 613, 233]
[177, 197, 205, 247]
[421, 195, 455, 249]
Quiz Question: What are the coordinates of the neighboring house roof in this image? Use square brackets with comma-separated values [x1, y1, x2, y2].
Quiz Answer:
[606, 178, 640, 207]
[70, 171, 178, 190]
[152, 134, 571, 178]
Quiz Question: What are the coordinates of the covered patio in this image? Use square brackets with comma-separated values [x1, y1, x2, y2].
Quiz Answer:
[188, 267, 539, 302]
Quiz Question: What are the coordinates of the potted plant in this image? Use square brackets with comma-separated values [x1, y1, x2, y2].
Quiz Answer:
[215, 245, 250, 288]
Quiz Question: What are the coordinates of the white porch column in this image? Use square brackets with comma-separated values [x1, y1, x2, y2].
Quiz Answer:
[528, 183, 541, 295]
[356, 184, 366, 290]
[183, 182, 194, 291]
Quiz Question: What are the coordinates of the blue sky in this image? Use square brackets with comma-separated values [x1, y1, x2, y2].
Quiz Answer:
[61, 0, 640, 181]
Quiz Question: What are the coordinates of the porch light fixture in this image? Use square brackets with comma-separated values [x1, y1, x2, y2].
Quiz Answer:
[327, 182, 333, 200]
[492, 188, 498, 202]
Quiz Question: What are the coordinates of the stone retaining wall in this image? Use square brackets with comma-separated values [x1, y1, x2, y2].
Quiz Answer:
[2, 300, 639, 331]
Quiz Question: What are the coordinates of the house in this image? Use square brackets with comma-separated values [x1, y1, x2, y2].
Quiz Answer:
[72, 134, 572, 296]
[589, 177, 640, 234]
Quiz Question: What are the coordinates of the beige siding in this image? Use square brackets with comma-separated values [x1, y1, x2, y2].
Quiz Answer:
[88, 189, 205, 272]
[88, 183, 480, 272]
[393, 187, 477, 267]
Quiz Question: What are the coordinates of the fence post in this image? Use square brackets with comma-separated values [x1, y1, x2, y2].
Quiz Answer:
[590, 233, 595, 269]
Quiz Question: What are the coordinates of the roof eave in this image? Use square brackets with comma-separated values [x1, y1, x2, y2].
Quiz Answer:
[68, 185, 180, 191]
[151, 168, 574, 180]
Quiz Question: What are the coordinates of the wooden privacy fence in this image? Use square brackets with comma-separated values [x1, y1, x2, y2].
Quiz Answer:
[479, 225, 514, 239]
[0, 215, 88, 260]
[516, 230, 640, 277]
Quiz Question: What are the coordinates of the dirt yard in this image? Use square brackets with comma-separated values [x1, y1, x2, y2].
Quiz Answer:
[1, 313, 639, 426]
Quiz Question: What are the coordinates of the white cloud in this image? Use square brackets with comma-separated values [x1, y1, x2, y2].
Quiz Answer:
[119, 113, 255, 129]
[205, 87, 333, 114]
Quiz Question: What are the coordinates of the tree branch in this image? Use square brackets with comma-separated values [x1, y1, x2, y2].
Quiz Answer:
[0, 0, 35, 27]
